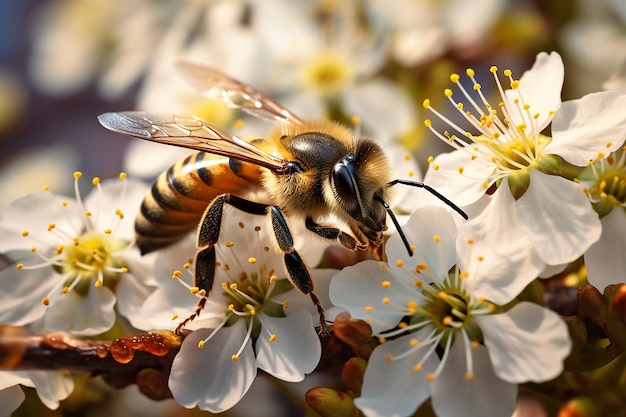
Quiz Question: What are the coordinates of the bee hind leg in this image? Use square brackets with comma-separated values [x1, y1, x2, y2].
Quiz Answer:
[271, 208, 331, 336]
[175, 194, 267, 334]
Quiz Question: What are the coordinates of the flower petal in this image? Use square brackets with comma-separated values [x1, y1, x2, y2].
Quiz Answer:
[329, 260, 407, 334]
[457, 180, 544, 305]
[0, 192, 81, 252]
[518, 171, 601, 265]
[255, 311, 321, 382]
[476, 302, 571, 383]
[0, 258, 55, 326]
[84, 177, 149, 240]
[343, 79, 416, 140]
[115, 252, 157, 331]
[26, 371, 74, 410]
[423, 149, 494, 206]
[169, 321, 256, 413]
[44, 286, 116, 335]
[387, 206, 458, 282]
[0, 385, 25, 415]
[584, 207, 626, 289]
[354, 328, 438, 417]
[505, 51, 563, 132]
[545, 90, 626, 166]
[431, 340, 517, 417]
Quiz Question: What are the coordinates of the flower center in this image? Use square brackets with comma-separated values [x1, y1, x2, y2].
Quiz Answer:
[58, 232, 127, 294]
[583, 148, 626, 217]
[302, 51, 353, 96]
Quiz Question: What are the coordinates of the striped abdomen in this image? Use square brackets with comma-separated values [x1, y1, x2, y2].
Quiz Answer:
[136, 152, 261, 254]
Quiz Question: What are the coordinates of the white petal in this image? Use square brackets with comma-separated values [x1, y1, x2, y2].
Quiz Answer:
[387, 206, 458, 282]
[343, 80, 416, 140]
[476, 302, 571, 383]
[585, 208, 626, 289]
[0, 192, 81, 252]
[329, 260, 408, 334]
[423, 149, 494, 206]
[169, 321, 256, 413]
[45, 286, 116, 335]
[545, 90, 626, 166]
[84, 177, 149, 239]
[431, 340, 517, 417]
[518, 171, 601, 265]
[457, 181, 544, 304]
[506, 51, 563, 132]
[384, 144, 424, 212]
[355, 328, 438, 417]
[281, 269, 336, 318]
[27, 371, 74, 409]
[115, 254, 157, 331]
[0, 260, 54, 326]
[255, 311, 321, 382]
[0, 385, 24, 416]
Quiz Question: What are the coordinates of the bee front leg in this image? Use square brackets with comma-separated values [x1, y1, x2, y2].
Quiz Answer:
[305, 217, 367, 251]
[271, 208, 331, 336]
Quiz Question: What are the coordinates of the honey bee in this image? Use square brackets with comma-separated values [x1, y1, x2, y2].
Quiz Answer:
[98, 62, 467, 335]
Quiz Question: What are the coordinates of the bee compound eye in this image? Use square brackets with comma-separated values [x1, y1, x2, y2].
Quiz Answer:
[331, 160, 359, 209]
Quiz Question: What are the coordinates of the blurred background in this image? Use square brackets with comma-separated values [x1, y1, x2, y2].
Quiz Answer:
[1, 0, 625, 415]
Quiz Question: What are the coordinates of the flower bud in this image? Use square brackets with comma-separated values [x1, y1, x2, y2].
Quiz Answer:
[305, 387, 357, 417]
[332, 312, 377, 359]
[557, 396, 600, 417]
[342, 357, 367, 397]
[577, 284, 606, 327]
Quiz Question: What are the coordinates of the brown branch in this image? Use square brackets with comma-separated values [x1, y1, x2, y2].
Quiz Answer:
[0, 326, 184, 400]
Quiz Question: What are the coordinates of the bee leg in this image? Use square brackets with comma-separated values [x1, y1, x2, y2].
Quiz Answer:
[175, 194, 270, 334]
[272, 208, 331, 336]
[305, 217, 366, 251]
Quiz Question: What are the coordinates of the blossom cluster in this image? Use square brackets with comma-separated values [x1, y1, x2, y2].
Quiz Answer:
[2, 1, 626, 416]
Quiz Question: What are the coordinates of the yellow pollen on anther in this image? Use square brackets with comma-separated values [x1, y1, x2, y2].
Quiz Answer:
[43, 185, 49, 191]
[172, 270, 182, 279]
[466, 68, 475, 77]
[47, 223, 56, 231]
[427, 156, 434, 164]
[104, 228, 112, 234]
[382, 280, 391, 288]
[413, 364, 423, 372]
[95, 280, 103, 288]
[490, 66, 498, 73]
[73, 171, 82, 179]
[382, 297, 390, 305]
[84, 211, 92, 217]
[16, 263, 24, 270]
[423, 99, 431, 109]
[426, 374, 436, 381]
[414, 279, 423, 287]
[62, 286, 69, 294]
[424, 119, 432, 128]
[378, 337, 387, 344]
[396, 259, 404, 267]
[510, 80, 520, 89]
[228, 304, 235, 311]
[365, 305, 374, 312]
[270, 275, 278, 282]
[248, 257, 257, 264]
[231, 355, 239, 361]
[459, 271, 469, 279]
[465, 373, 474, 381]
[21, 230, 29, 237]
[444, 88, 453, 97]
[119, 172, 127, 180]
[488, 304, 496, 313]
[121, 267, 128, 273]
[386, 354, 393, 362]
[351, 115, 361, 125]
[458, 166, 464, 175]
[283, 300, 289, 309]
[606, 141, 613, 148]
[197, 340, 205, 348]
[31, 247, 36, 253]
[92, 177, 100, 186]
[477, 255, 484, 262]
[398, 322, 408, 329]
[229, 283, 238, 290]
[410, 338, 418, 346]
[450, 74, 460, 83]
[433, 235, 441, 243]
[115, 209, 124, 219]
[234, 119, 245, 129]
[190, 287, 200, 294]
[473, 83, 481, 91]
[183, 263, 191, 270]
[471, 341, 480, 349]
[403, 154, 411, 161]
[43, 297, 49, 306]
[198, 289, 206, 297]
[269, 334, 277, 342]
[442, 316, 453, 326]
[598, 152, 605, 159]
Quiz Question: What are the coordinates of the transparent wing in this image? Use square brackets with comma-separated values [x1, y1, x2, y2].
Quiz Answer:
[98, 112, 291, 174]
[175, 61, 304, 125]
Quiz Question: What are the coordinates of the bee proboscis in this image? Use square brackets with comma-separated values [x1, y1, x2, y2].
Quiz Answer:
[98, 62, 467, 335]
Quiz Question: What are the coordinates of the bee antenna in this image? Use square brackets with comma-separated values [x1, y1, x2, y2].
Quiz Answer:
[374, 195, 413, 257]
[387, 179, 469, 220]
